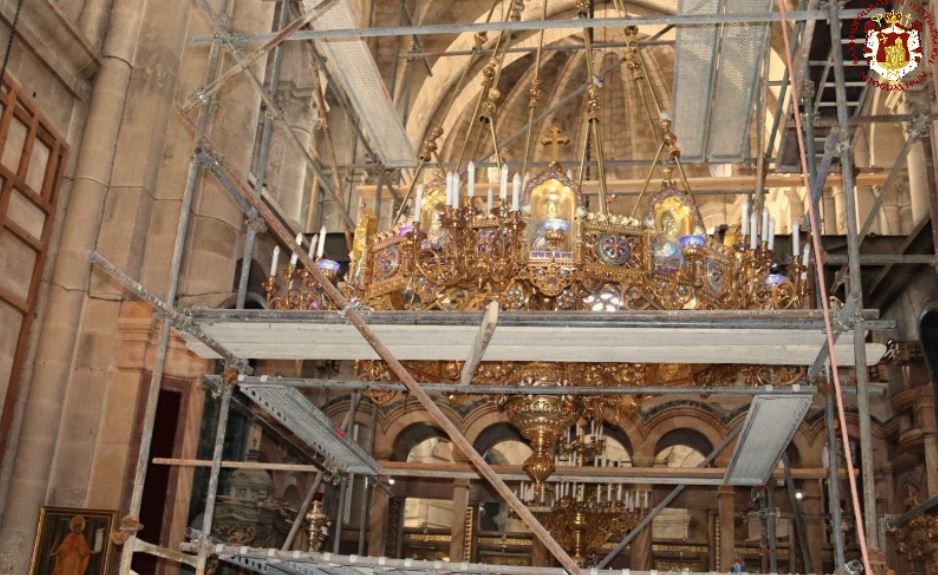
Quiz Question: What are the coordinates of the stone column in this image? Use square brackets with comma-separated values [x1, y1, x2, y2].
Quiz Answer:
[532, 537, 550, 566]
[886, 89, 931, 227]
[718, 486, 736, 570]
[831, 186, 846, 235]
[268, 90, 316, 229]
[630, 484, 653, 570]
[880, 184, 904, 235]
[821, 189, 838, 235]
[803, 480, 825, 575]
[917, 393, 938, 497]
[266, 41, 318, 230]
[449, 479, 471, 562]
[449, 479, 472, 561]
[368, 486, 390, 556]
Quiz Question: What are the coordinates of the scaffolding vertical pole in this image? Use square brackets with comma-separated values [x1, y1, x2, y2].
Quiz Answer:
[116, 4, 229, 574]
[194, 370, 234, 575]
[828, 0, 879, 550]
[766, 485, 778, 573]
[237, 0, 291, 308]
[826, 389, 847, 569]
[331, 392, 360, 554]
[358, 404, 377, 555]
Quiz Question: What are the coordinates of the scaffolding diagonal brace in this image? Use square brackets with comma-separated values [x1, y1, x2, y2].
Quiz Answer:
[86, 251, 252, 374]
[460, 301, 498, 385]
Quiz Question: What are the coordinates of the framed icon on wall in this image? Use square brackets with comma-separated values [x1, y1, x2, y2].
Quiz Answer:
[28, 506, 117, 575]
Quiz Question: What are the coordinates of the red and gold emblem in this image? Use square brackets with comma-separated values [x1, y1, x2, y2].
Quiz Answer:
[864, 11, 924, 82]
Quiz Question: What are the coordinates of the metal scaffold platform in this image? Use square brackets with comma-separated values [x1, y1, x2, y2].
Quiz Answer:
[181, 308, 888, 365]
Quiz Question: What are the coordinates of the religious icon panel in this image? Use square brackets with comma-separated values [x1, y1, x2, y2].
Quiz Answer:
[28, 506, 116, 575]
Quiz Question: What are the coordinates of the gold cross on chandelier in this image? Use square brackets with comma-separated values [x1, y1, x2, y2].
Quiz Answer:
[542, 126, 570, 164]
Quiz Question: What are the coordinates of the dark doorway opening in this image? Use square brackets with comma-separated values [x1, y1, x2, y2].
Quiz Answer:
[132, 389, 181, 575]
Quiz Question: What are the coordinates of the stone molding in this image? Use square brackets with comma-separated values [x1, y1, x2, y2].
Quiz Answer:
[2, 0, 100, 97]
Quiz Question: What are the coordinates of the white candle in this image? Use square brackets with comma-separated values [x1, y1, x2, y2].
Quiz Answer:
[453, 173, 461, 208]
[414, 185, 424, 221]
[596, 484, 602, 502]
[486, 183, 493, 213]
[499, 164, 509, 203]
[317, 225, 327, 259]
[792, 221, 800, 256]
[467, 161, 476, 198]
[445, 173, 453, 207]
[617, 483, 623, 502]
[607, 483, 613, 502]
[308, 235, 317, 259]
[801, 244, 811, 280]
[644, 491, 649, 508]
[512, 173, 521, 211]
[761, 209, 769, 242]
[291, 233, 302, 265]
[270, 246, 280, 276]
[767, 218, 775, 251]
[749, 213, 758, 249]
[741, 199, 750, 235]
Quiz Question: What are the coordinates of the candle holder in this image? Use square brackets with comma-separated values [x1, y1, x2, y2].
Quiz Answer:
[263, 259, 342, 311]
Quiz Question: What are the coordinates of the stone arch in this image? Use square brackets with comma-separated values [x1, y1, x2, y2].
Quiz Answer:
[373, 401, 462, 460]
[472, 421, 525, 457]
[391, 422, 448, 462]
[637, 405, 727, 463]
[462, 402, 511, 449]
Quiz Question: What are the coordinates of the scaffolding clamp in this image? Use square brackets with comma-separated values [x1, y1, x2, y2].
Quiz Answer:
[339, 298, 364, 323]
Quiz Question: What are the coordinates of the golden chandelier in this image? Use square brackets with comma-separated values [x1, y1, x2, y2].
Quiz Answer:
[263, 8, 813, 513]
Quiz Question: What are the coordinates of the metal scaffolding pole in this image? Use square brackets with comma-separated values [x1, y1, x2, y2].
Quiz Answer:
[829, 0, 878, 551]
[115, 2, 229, 570]
[194, 373, 234, 574]
[237, 0, 292, 310]
[825, 391, 847, 569]
[766, 484, 778, 573]
[206, 375, 834, 397]
[187, 9, 866, 46]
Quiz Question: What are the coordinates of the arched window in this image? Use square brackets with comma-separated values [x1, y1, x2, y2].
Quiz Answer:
[403, 436, 454, 530]
[652, 431, 712, 544]
[478, 440, 533, 534]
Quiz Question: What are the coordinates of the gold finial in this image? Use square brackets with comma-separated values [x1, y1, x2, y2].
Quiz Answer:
[542, 126, 570, 165]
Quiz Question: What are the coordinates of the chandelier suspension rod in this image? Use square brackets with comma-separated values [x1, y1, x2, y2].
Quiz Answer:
[575, 1, 610, 213]
[629, 141, 665, 219]
[521, 0, 549, 178]
[455, 0, 513, 173]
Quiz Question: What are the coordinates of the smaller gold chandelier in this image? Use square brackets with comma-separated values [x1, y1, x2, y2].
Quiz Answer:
[498, 364, 580, 496]
[516, 476, 650, 565]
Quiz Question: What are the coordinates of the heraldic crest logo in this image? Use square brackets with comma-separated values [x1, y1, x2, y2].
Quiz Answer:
[850, 3, 938, 90]
[864, 10, 923, 81]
